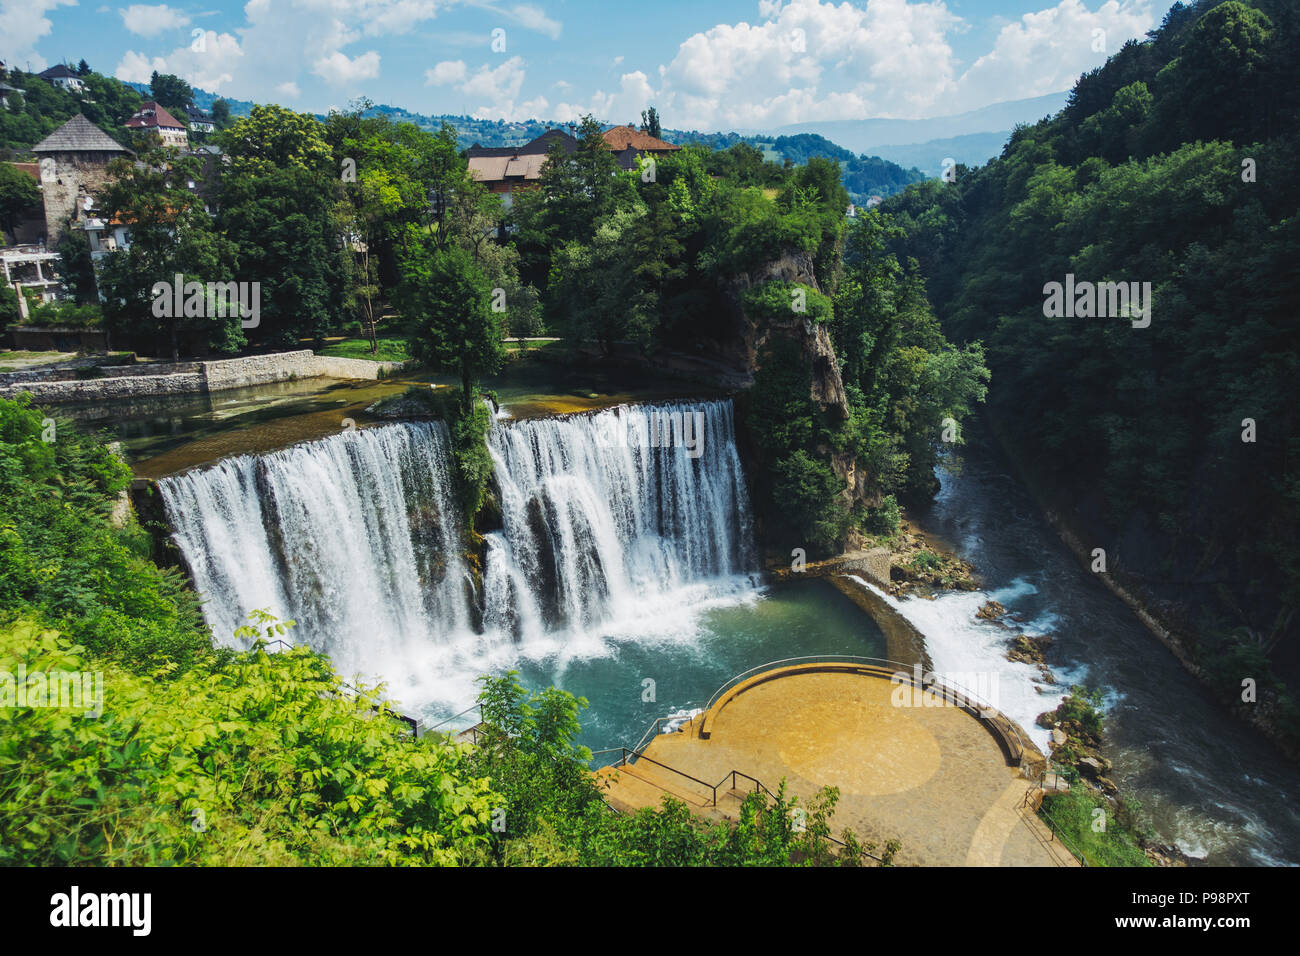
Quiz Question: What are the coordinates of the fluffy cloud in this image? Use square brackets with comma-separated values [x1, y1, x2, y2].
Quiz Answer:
[114, 49, 167, 83]
[118, 3, 191, 37]
[0, 0, 76, 71]
[506, 4, 561, 41]
[426, 60, 468, 85]
[555, 70, 655, 126]
[313, 50, 381, 85]
[114, 30, 245, 91]
[637, 0, 1158, 130]
[651, 0, 962, 129]
[949, 0, 1157, 112]
[426, 54, 545, 121]
[277, 81, 301, 98]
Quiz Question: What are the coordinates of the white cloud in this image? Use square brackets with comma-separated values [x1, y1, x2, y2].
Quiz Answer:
[425, 54, 542, 121]
[114, 30, 244, 91]
[313, 49, 381, 85]
[555, 70, 655, 126]
[506, 3, 561, 40]
[277, 80, 301, 98]
[653, 0, 962, 129]
[625, 0, 1159, 130]
[0, 0, 76, 71]
[115, 49, 168, 83]
[426, 59, 468, 85]
[119, 3, 191, 37]
[949, 0, 1157, 112]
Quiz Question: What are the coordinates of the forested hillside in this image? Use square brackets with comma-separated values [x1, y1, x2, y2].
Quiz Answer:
[883, 0, 1300, 743]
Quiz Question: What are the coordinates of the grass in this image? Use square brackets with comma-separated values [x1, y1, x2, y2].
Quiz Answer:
[316, 336, 410, 363]
[1039, 787, 1152, 867]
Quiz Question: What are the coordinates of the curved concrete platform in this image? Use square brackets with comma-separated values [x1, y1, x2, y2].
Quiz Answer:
[614, 663, 1077, 866]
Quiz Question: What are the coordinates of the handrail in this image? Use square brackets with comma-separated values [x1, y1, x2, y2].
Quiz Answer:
[428, 703, 482, 732]
[628, 707, 702, 756]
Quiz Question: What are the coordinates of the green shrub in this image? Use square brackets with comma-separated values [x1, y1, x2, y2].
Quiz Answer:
[863, 495, 901, 536]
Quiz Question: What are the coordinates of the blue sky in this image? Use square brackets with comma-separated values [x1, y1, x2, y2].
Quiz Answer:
[3, 0, 1175, 129]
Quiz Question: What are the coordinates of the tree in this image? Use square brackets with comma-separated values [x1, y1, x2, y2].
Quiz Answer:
[0, 161, 39, 242]
[396, 240, 505, 411]
[76, 59, 91, 77]
[210, 98, 232, 129]
[219, 104, 333, 176]
[96, 149, 242, 360]
[149, 71, 193, 112]
[640, 106, 662, 139]
[218, 163, 346, 347]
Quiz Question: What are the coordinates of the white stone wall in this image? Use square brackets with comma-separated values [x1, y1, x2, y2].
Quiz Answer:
[0, 350, 405, 403]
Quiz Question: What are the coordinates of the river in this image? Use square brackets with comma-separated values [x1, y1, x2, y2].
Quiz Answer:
[868, 437, 1300, 865]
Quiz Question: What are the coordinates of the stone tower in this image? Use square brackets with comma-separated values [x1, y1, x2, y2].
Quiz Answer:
[31, 115, 132, 245]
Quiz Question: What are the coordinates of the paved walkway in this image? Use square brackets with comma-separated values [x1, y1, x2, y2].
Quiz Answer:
[599, 665, 1076, 866]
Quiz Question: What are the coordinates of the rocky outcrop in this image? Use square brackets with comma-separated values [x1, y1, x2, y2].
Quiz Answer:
[722, 249, 850, 422]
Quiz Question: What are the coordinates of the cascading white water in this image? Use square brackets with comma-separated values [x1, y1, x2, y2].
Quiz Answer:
[159, 421, 479, 700]
[158, 399, 756, 709]
[484, 400, 755, 641]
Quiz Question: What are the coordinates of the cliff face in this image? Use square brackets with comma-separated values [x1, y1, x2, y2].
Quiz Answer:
[720, 249, 850, 421]
[717, 249, 876, 543]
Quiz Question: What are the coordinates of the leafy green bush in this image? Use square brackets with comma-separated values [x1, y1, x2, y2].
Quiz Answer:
[863, 495, 902, 536]
[0, 615, 497, 865]
[20, 300, 104, 329]
[0, 395, 209, 673]
[1038, 787, 1151, 867]
[743, 280, 833, 324]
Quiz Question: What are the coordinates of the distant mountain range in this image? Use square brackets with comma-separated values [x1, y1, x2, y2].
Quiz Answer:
[762, 92, 1070, 153]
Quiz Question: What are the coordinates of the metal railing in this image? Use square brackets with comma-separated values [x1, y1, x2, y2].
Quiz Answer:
[1019, 765, 1089, 866]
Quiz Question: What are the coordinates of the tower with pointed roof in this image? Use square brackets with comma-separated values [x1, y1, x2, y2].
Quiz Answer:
[31, 115, 132, 243]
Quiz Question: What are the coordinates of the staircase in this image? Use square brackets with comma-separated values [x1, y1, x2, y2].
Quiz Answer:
[594, 758, 754, 823]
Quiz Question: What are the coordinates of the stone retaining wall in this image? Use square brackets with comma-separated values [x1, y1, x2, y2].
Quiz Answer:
[0, 349, 404, 403]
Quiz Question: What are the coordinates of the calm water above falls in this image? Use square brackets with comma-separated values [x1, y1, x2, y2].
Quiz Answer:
[872, 440, 1300, 866]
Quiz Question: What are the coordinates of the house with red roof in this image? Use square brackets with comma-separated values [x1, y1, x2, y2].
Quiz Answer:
[600, 125, 681, 170]
[125, 101, 189, 149]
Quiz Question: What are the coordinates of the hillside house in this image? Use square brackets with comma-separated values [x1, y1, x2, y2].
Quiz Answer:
[185, 105, 215, 134]
[465, 129, 577, 207]
[37, 64, 85, 93]
[600, 125, 681, 171]
[125, 101, 189, 149]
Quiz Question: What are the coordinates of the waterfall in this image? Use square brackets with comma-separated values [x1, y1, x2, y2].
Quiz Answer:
[484, 400, 755, 640]
[158, 400, 756, 709]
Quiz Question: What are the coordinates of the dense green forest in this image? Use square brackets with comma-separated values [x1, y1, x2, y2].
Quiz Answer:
[882, 0, 1300, 742]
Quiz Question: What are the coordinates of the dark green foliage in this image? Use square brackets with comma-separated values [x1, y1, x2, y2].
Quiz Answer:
[218, 163, 345, 347]
[397, 241, 505, 409]
[0, 396, 209, 673]
[149, 72, 193, 113]
[882, 0, 1300, 727]
[0, 160, 39, 241]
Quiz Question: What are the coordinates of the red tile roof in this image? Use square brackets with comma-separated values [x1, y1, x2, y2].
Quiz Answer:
[600, 125, 680, 152]
[125, 101, 186, 131]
